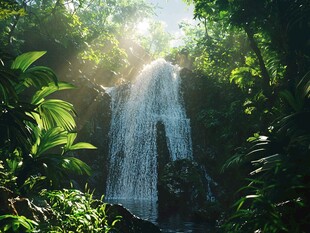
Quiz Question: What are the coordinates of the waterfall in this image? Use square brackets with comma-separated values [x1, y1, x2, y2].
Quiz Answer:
[106, 59, 192, 201]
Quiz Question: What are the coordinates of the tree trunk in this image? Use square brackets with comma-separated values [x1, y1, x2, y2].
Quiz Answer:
[244, 25, 272, 99]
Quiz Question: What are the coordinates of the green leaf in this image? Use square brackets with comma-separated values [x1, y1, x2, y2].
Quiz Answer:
[235, 197, 246, 211]
[33, 127, 68, 156]
[0, 102, 37, 150]
[66, 132, 77, 148]
[296, 71, 310, 102]
[245, 194, 260, 199]
[64, 132, 97, 152]
[11, 51, 46, 72]
[22, 66, 58, 87]
[0, 215, 38, 232]
[61, 157, 92, 176]
[35, 99, 76, 131]
[0, 67, 18, 103]
[251, 154, 280, 165]
[219, 10, 228, 19]
[69, 142, 97, 151]
[280, 90, 298, 111]
[32, 82, 76, 105]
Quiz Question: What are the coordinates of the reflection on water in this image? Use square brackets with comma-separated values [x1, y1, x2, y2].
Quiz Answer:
[105, 199, 212, 233]
[158, 214, 212, 233]
[106, 198, 158, 223]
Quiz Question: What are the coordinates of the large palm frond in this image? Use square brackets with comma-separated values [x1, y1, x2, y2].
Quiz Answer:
[11, 51, 46, 72]
[32, 154, 91, 187]
[33, 99, 76, 131]
[31, 81, 77, 131]
[31, 127, 68, 157]
[63, 132, 97, 154]
[28, 128, 93, 188]
[1, 51, 60, 151]
[11, 51, 58, 94]
[32, 81, 75, 105]
[1, 51, 95, 192]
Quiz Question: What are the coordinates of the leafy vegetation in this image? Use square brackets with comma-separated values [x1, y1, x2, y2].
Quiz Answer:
[0, 214, 38, 233]
[1, 0, 309, 232]
[0, 0, 171, 85]
[0, 50, 120, 232]
[40, 188, 120, 232]
[0, 1, 157, 231]
[223, 73, 310, 232]
[182, 0, 310, 231]
[1, 51, 94, 191]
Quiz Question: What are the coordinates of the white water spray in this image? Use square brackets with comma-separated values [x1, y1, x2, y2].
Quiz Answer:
[106, 59, 192, 201]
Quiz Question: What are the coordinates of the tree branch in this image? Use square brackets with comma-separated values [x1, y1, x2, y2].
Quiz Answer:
[7, 0, 27, 45]
[7, 15, 20, 45]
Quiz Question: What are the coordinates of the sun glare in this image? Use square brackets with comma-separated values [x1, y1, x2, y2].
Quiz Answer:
[136, 19, 150, 35]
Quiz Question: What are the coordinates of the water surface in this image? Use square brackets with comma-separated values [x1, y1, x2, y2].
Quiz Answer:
[107, 198, 213, 233]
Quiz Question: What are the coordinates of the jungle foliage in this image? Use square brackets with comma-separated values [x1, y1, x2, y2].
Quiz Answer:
[1, 0, 309, 232]
[0, 51, 118, 232]
[0, 1, 157, 231]
[0, 0, 171, 85]
[181, 0, 310, 232]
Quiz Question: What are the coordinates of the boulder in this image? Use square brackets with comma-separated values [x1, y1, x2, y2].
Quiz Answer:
[105, 204, 161, 233]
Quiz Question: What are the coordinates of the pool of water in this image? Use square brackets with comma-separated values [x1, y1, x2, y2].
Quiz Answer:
[158, 215, 212, 233]
[106, 199, 213, 232]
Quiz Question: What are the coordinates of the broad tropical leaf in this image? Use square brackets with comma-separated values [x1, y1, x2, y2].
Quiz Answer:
[279, 90, 299, 112]
[32, 127, 68, 156]
[35, 99, 76, 131]
[61, 157, 92, 176]
[1, 51, 95, 193]
[296, 71, 310, 102]
[68, 142, 97, 151]
[15, 66, 58, 94]
[11, 51, 46, 72]
[32, 82, 76, 105]
[33, 154, 92, 187]
[63, 132, 97, 154]
[280, 72, 310, 112]
[10, 51, 59, 94]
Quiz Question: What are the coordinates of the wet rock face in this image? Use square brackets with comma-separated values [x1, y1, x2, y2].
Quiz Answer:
[105, 204, 161, 233]
[0, 186, 52, 223]
[158, 159, 207, 215]
[156, 121, 170, 179]
[157, 159, 222, 224]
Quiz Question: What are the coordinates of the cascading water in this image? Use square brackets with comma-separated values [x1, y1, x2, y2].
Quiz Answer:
[106, 59, 193, 201]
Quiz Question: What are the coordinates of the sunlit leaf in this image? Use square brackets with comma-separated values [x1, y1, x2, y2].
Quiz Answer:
[61, 157, 92, 176]
[35, 99, 76, 131]
[11, 51, 46, 72]
[32, 82, 76, 104]
[33, 127, 68, 156]
[245, 194, 260, 199]
[21, 66, 58, 88]
[63, 132, 97, 153]
[69, 142, 97, 151]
